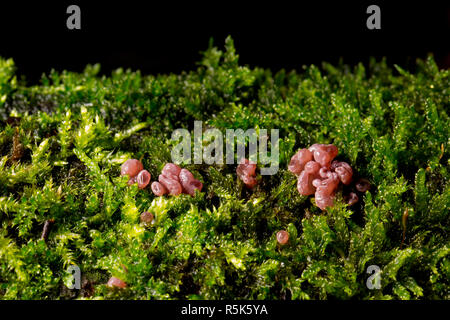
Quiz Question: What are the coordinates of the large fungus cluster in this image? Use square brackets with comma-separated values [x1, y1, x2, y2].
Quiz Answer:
[289, 144, 358, 210]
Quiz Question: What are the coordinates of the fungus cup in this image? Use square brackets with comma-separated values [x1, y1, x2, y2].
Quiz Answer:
[121, 159, 144, 178]
[136, 170, 151, 189]
[151, 181, 167, 196]
[121, 159, 152, 189]
[276, 230, 289, 245]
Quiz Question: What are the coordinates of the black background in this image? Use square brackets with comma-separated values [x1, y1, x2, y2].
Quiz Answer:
[1, 300, 448, 318]
[0, 1, 449, 84]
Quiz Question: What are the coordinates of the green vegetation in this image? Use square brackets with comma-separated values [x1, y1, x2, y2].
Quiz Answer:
[0, 37, 448, 300]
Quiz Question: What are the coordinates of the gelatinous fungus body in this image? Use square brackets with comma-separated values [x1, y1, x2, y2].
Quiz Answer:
[179, 168, 203, 196]
[288, 148, 313, 175]
[140, 211, 154, 225]
[297, 170, 317, 196]
[107, 277, 127, 289]
[151, 181, 167, 196]
[237, 158, 257, 176]
[331, 161, 353, 185]
[314, 190, 335, 210]
[304, 161, 321, 175]
[158, 174, 182, 196]
[316, 173, 340, 196]
[308, 144, 338, 168]
[121, 159, 144, 178]
[162, 163, 181, 177]
[313, 174, 339, 210]
[237, 158, 258, 188]
[276, 230, 289, 245]
[136, 170, 151, 189]
[121, 159, 152, 189]
[127, 175, 137, 186]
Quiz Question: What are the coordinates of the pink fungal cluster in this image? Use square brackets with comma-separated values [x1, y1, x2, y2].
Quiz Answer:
[151, 163, 203, 197]
[236, 158, 258, 188]
[121, 159, 203, 197]
[121, 159, 151, 189]
[289, 144, 355, 210]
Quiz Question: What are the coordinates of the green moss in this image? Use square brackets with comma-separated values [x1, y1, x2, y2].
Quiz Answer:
[0, 37, 449, 300]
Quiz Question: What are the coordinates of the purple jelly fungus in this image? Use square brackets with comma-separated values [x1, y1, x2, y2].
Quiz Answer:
[289, 143, 361, 210]
[308, 144, 338, 168]
[331, 161, 353, 185]
[162, 163, 181, 178]
[276, 230, 289, 245]
[136, 170, 151, 189]
[288, 148, 313, 175]
[316, 174, 340, 197]
[107, 277, 127, 289]
[179, 168, 203, 196]
[314, 189, 335, 210]
[158, 174, 182, 196]
[237, 158, 257, 176]
[319, 167, 332, 179]
[241, 174, 257, 189]
[151, 181, 167, 196]
[121, 159, 144, 178]
[127, 175, 137, 186]
[304, 161, 321, 175]
[297, 170, 316, 196]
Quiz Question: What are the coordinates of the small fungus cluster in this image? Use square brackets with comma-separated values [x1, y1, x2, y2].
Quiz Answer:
[289, 144, 363, 210]
[151, 163, 203, 197]
[236, 158, 258, 188]
[120, 159, 151, 189]
[121, 160, 203, 197]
